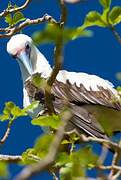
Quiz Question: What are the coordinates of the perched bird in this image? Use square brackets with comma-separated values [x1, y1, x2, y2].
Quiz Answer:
[7, 34, 121, 139]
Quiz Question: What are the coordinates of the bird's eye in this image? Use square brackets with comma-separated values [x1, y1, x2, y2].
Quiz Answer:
[25, 44, 30, 50]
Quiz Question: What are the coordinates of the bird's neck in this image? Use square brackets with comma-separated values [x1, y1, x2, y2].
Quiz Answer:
[19, 47, 52, 83]
[35, 48, 52, 78]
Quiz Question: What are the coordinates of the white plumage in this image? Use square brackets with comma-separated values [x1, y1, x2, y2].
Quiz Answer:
[7, 34, 118, 106]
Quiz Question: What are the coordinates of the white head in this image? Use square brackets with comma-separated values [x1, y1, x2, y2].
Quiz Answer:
[7, 34, 52, 82]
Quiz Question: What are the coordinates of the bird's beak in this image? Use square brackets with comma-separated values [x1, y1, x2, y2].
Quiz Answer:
[18, 50, 33, 75]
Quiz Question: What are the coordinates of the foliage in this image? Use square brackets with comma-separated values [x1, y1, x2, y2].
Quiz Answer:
[58, 147, 98, 179]
[32, 23, 92, 45]
[31, 114, 61, 129]
[21, 132, 98, 179]
[0, 101, 39, 122]
[0, 162, 9, 179]
[1, 0, 121, 179]
[81, 0, 121, 29]
[32, 0, 121, 46]
[5, 2, 26, 26]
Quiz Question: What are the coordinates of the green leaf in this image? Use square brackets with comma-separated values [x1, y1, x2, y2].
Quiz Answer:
[56, 152, 70, 166]
[0, 101, 28, 122]
[0, 102, 14, 121]
[11, 106, 27, 117]
[0, 114, 9, 121]
[5, 101, 15, 111]
[63, 28, 93, 41]
[60, 165, 72, 180]
[117, 86, 121, 91]
[2, 101, 15, 120]
[61, 139, 70, 145]
[34, 134, 53, 158]
[32, 73, 46, 89]
[84, 11, 106, 27]
[5, 13, 13, 26]
[31, 114, 61, 129]
[5, 102, 27, 118]
[59, 146, 98, 179]
[13, 11, 26, 25]
[109, 6, 121, 25]
[0, 162, 9, 178]
[87, 105, 121, 136]
[22, 148, 40, 165]
[7, 1, 12, 9]
[23, 101, 39, 113]
[73, 147, 97, 166]
[99, 0, 111, 9]
[32, 23, 60, 44]
[70, 147, 98, 177]
[7, 1, 16, 10]
[22, 134, 54, 164]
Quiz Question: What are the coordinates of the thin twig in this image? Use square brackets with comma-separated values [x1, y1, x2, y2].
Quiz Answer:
[98, 164, 121, 179]
[106, 12, 121, 45]
[0, 14, 57, 38]
[80, 135, 121, 179]
[15, 110, 72, 180]
[97, 146, 108, 165]
[0, 121, 13, 144]
[108, 139, 121, 179]
[51, 172, 59, 180]
[111, 170, 121, 180]
[0, 154, 22, 163]
[59, 0, 67, 24]
[109, 26, 121, 45]
[0, 0, 32, 18]
[97, 165, 121, 171]
[80, 134, 121, 152]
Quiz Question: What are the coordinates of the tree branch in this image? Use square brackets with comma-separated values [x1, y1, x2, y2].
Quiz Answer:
[59, 0, 67, 24]
[97, 165, 121, 179]
[97, 165, 121, 171]
[108, 139, 121, 179]
[45, 1, 67, 114]
[0, 121, 13, 144]
[80, 134, 121, 152]
[0, 154, 22, 163]
[15, 110, 72, 180]
[0, 0, 32, 18]
[0, 14, 57, 38]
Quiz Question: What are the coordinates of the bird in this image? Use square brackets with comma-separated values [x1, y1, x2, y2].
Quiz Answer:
[7, 33, 121, 139]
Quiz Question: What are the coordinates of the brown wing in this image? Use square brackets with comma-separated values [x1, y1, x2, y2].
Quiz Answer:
[52, 80, 121, 110]
[52, 80, 121, 138]
[25, 77, 121, 138]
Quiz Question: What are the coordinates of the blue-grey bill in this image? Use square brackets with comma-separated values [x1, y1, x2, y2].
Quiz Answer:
[18, 51, 33, 75]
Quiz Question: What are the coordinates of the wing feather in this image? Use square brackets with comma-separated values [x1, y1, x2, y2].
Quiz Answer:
[25, 72, 121, 138]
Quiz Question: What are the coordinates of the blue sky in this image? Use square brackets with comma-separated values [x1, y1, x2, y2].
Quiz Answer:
[0, 0, 121, 179]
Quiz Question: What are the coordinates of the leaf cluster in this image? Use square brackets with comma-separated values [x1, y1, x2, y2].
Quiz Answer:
[21, 131, 98, 179]
[83, 0, 121, 28]
[32, 0, 121, 46]
[0, 100, 39, 145]
[5, 2, 26, 26]
[32, 23, 92, 45]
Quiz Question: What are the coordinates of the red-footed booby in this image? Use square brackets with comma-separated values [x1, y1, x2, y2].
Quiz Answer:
[7, 34, 121, 139]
